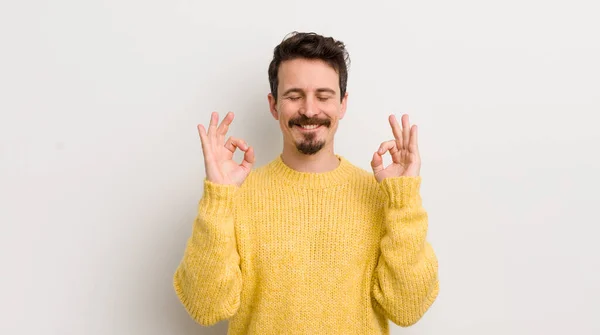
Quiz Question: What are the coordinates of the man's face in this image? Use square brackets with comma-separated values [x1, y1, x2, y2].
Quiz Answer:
[268, 58, 347, 155]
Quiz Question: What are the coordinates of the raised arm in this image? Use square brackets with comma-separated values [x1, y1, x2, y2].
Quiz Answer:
[173, 111, 255, 325]
[369, 114, 439, 326]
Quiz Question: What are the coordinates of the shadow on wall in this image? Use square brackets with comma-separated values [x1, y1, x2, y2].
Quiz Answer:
[144, 208, 231, 335]
[116, 205, 232, 335]
[142, 203, 232, 335]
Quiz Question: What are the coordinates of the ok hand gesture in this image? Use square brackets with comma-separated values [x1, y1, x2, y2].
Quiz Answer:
[198, 112, 255, 187]
[371, 114, 421, 182]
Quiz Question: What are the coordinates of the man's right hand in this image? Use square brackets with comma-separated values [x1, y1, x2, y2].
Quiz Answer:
[197, 111, 255, 187]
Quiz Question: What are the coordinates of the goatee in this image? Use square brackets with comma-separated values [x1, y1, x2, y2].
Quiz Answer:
[296, 138, 325, 155]
[289, 115, 329, 155]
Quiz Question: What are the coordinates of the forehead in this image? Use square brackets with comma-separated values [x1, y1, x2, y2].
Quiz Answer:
[278, 58, 339, 93]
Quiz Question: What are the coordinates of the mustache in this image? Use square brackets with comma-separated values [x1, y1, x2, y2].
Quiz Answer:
[288, 115, 331, 128]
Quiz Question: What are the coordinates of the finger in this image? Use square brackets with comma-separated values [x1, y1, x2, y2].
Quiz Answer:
[408, 125, 419, 153]
[370, 151, 384, 174]
[379, 139, 404, 164]
[217, 112, 234, 144]
[240, 146, 255, 170]
[389, 114, 403, 147]
[224, 137, 248, 153]
[197, 124, 212, 160]
[377, 140, 397, 156]
[402, 114, 410, 150]
[208, 111, 219, 144]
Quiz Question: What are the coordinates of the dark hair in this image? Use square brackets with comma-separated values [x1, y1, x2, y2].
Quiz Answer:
[268, 31, 350, 102]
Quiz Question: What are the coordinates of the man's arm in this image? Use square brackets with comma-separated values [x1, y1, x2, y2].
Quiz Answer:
[173, 111, 254, 325]
[371, 175, 439, 326]
[369, 113, 439, 326]
[173, 180, 242, 326]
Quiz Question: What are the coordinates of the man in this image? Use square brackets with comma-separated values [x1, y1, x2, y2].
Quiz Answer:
[173, 31, 439, 334]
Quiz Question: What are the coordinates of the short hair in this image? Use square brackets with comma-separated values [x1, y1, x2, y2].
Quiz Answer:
[268, 31, 350, 102]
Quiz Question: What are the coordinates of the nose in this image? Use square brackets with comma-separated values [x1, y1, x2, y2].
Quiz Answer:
[299, 95, 319, 118]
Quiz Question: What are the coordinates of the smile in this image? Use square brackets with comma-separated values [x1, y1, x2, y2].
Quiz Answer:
[296, 124, 322, 131]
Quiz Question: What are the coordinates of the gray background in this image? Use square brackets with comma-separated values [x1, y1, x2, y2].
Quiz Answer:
[1, 0, 599, 334]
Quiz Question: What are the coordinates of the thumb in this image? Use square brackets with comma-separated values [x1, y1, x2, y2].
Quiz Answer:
[370, 151, 384, 174]
[240, 146, 255, 171]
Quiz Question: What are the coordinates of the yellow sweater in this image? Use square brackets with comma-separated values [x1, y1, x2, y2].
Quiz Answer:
[173, 155, 439, 334]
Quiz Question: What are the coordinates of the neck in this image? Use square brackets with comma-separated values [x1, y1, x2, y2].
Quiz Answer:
[281, 144, 340, 173]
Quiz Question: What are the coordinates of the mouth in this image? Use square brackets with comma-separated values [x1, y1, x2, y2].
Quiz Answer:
[295, 124, 323, 131]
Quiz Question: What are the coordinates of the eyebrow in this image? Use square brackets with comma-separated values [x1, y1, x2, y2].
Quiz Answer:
[282, 88, 337, 96]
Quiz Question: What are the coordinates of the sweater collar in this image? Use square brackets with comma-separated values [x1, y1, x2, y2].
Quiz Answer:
[268, 154, 356, 189]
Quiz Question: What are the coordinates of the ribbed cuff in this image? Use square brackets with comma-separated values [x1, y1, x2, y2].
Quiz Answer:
[380, 176, 422, 208]
[199, 179, 239, 217]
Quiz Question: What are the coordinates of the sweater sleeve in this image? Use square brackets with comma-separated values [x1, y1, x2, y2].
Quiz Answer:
[371, 176, 439, 327]
[173, 179, 242, 326]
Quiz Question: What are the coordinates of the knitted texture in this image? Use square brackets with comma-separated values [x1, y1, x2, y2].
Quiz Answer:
[173, 155, 439, 334]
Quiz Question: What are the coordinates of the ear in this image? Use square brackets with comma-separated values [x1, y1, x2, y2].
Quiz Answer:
[267, 93, 279, 120]
[339, 92, 348, 120]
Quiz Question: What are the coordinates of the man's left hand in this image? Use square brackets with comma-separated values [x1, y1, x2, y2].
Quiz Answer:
[371, 114, 421, 182]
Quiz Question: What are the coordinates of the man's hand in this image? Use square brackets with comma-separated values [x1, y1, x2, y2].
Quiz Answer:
[198, 111, 255, 187]
[371, 114, 421, 182]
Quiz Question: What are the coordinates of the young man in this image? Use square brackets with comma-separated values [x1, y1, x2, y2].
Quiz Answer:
[173, 32, 439, 334]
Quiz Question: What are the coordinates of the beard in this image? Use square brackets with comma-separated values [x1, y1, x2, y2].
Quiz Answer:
[296, 133, 325, 155]
[288, 115, 331, 155]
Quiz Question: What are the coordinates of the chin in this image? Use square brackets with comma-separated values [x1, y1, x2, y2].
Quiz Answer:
[296, 141, 326, 155]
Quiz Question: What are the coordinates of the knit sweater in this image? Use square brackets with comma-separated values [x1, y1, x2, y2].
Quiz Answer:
[173, 154, 439, 334]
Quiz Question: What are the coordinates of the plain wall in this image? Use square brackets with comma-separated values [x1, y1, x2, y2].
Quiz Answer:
[1, 0, 599, 334]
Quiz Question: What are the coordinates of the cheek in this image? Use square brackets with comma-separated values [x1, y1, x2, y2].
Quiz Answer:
[320, 102, 342, 118]
[278, 103, 298, 124]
